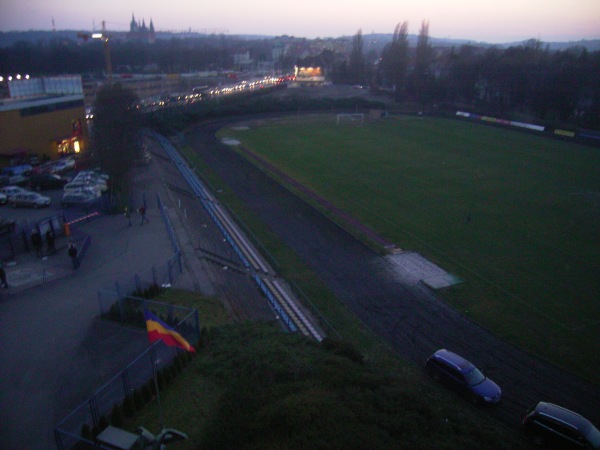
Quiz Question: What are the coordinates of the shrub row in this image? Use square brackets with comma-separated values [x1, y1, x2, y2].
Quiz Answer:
[80, 350, 195, 441]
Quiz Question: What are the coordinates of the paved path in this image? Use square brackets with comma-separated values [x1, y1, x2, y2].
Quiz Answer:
[0, 151, 210, 449]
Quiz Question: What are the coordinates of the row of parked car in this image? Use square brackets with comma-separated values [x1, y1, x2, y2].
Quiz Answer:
[0, 165, 109, 209]
[426, 349, 600, 448]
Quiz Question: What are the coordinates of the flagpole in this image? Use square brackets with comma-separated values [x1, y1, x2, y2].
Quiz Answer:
[151, 346, 165, 429]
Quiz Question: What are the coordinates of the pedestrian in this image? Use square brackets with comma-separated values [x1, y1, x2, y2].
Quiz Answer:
[124, 206, 132, 227]
[68, 242, 79, 269]
[0, 266, 8, 289]
[31, 229, 42, 258]
[46, 228, 56, 254]
[139, 205, 149, 225]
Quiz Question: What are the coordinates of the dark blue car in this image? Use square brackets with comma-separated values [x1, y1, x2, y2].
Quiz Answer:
[426, 349, 501, 405]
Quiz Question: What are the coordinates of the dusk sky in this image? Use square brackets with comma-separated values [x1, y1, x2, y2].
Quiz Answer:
[1, 0, 599, 43]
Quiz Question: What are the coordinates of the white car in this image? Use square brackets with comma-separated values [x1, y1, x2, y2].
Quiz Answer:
[61, 190, 98, 207]
[63, 186, 102, 198]
[71, 175, 108, 192]
[63, 181, 103, 196]
[10, 192, 51, 208]
[52, 158, 76, 173]
[0, 186, 32, 200]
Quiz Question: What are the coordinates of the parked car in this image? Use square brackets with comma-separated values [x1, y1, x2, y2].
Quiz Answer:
[28, 173, 69, 191]
[31, 161, 57, 175]
[522, 402, 600, 448]
[0, 185, 32, 200]
[9, 192, 51, 208]
[63, 180, 103, 197]
[52, 158, 76, 173]
[77, 169, 109, 181]
[0, 218, 16, 235]
[60, 191, 97, 208]
[71, 172, 108, 192]
[425, 349, 501, 404]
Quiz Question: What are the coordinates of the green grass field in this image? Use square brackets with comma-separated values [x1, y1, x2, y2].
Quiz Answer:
[218, 115, 600, 383]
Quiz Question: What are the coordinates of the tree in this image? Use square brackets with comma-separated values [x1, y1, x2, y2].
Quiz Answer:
[411, 20, 433, 105]
[379, 21, 409, 101]
[348, 29, 365, 85]
[92, 83, 142, 189]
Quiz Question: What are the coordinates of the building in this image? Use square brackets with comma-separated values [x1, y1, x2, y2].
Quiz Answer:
[0, 76, 88, 165]
[127, 14, 155, 43]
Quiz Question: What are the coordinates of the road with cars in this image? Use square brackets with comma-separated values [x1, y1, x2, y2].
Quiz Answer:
[185, 118, 600, 434]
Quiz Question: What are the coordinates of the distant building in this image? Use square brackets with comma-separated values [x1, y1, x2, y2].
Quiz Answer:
[293, 66, 325, 86]
[0, 76, 88, 164]
[127, 14, 155, 43]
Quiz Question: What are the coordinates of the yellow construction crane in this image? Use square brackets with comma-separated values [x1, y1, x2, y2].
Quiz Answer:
[77, 21, 113, 83]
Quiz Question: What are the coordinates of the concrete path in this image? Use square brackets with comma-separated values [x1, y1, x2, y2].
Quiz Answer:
[0, 149, 212, 449]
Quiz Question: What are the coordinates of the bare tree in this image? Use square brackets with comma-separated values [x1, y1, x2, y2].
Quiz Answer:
[379, 21, 409, 100]
[349, 29, 365, 85]
[411, 20, 433, 105]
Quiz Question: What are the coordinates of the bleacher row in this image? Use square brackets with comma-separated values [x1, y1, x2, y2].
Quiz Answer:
[148, 131, 323, 342]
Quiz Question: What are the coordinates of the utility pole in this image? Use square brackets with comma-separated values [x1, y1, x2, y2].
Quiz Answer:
[77, 20, 113, 83]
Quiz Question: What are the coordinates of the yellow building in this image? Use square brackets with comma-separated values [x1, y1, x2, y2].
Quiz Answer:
[0, 76, 88, 165]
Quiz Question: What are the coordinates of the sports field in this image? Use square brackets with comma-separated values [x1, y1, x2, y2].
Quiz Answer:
[218, 115, 600, 382]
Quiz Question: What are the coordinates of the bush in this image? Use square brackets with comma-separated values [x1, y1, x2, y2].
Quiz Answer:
[321, 337, 364, 364]
[141, 383, 153, 403]
[133, 388, 145, 410]
[123, 395, 135, 418]
[81, 424, 93, 440]
[110, 403, 124, 428]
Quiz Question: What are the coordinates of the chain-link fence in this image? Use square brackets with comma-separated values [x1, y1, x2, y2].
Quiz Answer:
[54, 189, 190, 448]
[53, 332, 197, 450]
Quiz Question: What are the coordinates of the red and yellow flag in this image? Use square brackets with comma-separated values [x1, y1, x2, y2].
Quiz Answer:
[144, 310, 196, 353]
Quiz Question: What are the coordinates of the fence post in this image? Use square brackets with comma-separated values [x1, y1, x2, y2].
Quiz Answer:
[194, 309, 200, 344]
[53, 429, 65, 450]
[97, 289, 104, 317]
[121, 370, 131, 400]
[135, 274, 141, 294]
[89, 395, 99, 428]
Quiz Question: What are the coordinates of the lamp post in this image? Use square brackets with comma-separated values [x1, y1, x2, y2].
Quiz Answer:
[78, 21, 113, 83]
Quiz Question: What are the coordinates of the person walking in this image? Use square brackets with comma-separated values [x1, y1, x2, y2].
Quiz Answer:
[31, 229, 42, 258]
[0, 266, 8, 289]
[68, 242, 78, 269]
[138, 205, 149, 225]
[124, 206, 132, 227]
[46, 228, 56, 254]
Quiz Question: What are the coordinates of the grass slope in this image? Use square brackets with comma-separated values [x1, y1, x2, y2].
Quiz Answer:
[130, 308, 527, 449]
[218, 115, 600, 383]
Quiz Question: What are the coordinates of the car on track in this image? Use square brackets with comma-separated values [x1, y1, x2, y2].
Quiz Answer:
[426, 349, 501, 405]
[27, 173, 69, 191]
[60, 191, 97, 208]
[522, 402, 600, 448]
[9, 192, 51, 208]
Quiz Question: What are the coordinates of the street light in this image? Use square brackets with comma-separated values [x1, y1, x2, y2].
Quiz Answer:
[78, 22, 113, 83]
